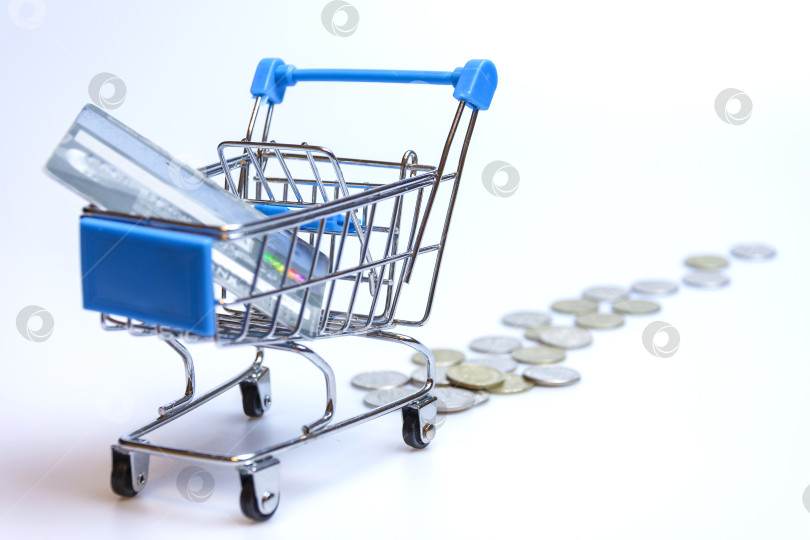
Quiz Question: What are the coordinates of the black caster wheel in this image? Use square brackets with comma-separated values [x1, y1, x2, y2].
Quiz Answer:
[239, 380, 265, 417]
[239, 367, 271, 418]
[239, 458, 281, 522]
[402, 400, 437, 449]
[110, 447, 149, 497]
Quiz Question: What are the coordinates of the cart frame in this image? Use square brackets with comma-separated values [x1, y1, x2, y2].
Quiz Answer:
[77, 58, 497, 521]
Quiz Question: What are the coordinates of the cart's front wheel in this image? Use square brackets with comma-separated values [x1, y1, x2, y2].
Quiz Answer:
[110, 447, 149, 497]
[402, 398, 438, 449]
[238, 458, 281, 521]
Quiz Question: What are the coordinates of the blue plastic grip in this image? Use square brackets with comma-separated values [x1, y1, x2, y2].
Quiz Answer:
[250, 58, 294, 108]
[250, 58, 497, 110]
[80, 217, 217, 336]
[452, 59, 498, 111]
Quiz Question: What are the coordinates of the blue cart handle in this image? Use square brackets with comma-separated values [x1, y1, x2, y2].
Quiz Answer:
[250, 58, 497, 111]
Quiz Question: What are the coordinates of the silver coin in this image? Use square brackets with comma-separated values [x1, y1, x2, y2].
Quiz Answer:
[466, 356, 518, 373]
[582, 285, 629, 303]
[731, 243, 776, 260]
[511, 345, 566, 365]
[575, 312, 625, 330]
[631, 279, 679, 296]
[363, 387, 416, 408]
[469, 335, 522, 354]
[351, 370, 410, 390]
[684, 254, 729, 271]
[472, 390, 491, 406]
[523, 366, 581, 387]
[551, 298, 599, 315]
[525, 324, 551, 343]
[683, 272, 730, 289]
[501, 311, 552, 329]
[535, 326, 593, 349]
[410, 366, 451, 387]
[411, 348, 465, 367]
[433, 386, 477, 413]
[612, 299, 661, 315]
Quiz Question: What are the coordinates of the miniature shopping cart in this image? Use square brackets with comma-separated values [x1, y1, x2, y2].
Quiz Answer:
[78, 58, 497, 521]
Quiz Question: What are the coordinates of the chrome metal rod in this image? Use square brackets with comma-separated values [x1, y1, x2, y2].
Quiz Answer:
[319, 213, 352, 333]
[118, 332, 434, 467]
[81, 171, 454, 241]
[404, 109, 479, 326]
[404, 101, 466, 282]
[263, 341, 336, 435]
[157, 337, 196, 416]
[125, 363, 257, 441]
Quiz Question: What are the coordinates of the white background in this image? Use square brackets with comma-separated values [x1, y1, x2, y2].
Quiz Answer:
[2, 1, 809, 538]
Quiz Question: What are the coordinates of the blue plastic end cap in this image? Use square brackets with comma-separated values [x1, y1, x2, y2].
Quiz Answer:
[80, 217, 217, 336]
[452, 59, 498, 110]
[250, 58, 296, 105]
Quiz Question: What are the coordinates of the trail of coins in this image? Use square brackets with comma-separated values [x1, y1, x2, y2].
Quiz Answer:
[350, 242, 776, 424]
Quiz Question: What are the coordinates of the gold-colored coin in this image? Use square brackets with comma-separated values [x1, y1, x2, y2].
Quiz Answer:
[575, 312, 624, 330]
[446, 363, 505, 390]
[511, 345, 566, 365]
[551, 299, 599, 315]
[612, 299, 661, 315]
[488, 372, 535, 395]
[684, 255, 729, 271]
[411, 348, 465, 367]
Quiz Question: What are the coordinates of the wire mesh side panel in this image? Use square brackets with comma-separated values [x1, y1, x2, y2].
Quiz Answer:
[204, 143, 458, 343]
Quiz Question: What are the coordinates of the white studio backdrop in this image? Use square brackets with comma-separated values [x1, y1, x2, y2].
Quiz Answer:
[1, 1, 809, 539]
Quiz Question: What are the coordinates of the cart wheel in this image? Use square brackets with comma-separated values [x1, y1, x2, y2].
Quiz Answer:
[110, 447, 149, 497]
[238, 458, 281, 521]
[402, 400, 437, 450]
[239, 381, 264, 417]
[239, 367, 271, 418]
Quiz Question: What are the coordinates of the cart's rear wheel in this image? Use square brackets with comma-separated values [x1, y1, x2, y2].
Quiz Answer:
[239, 381, 265, 417]
[239, 367, 271, 418]
[238, 459, 281, 521]
[402, 402, 436, 449]
[110, 447, 149, 497]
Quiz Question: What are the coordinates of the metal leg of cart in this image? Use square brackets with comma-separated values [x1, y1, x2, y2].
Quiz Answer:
[260, 340, 337, 435]
[366, 331, 439, 449]
[109, 331, 437, 521]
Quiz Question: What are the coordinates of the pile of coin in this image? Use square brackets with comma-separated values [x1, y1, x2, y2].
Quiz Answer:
[353, 343, 581, 418]
[350, 242, 776, 422]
